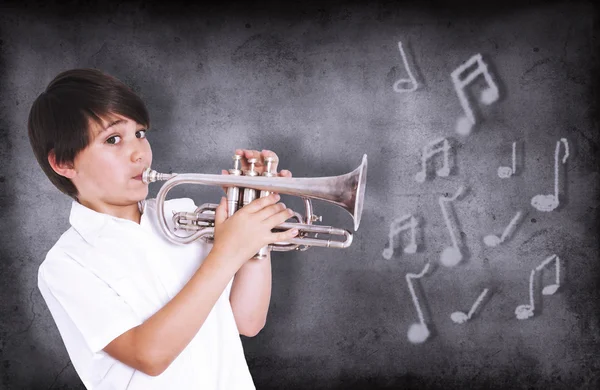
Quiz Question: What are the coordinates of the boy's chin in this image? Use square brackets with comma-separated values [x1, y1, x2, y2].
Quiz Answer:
[125, 187, 149, 202]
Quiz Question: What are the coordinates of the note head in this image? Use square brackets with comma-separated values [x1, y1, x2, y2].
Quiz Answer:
[497, 166, 513, 178]
[480, 87, 499, 105]
[456, 116, 474, 136]
[393, 78, 418, 93]
[436, 166, 450, 177]
[531, 194, 559, 212]
[404, 243, 417, 254]
[515, 304, 534, 320]
[440, 246, 463, 267]
[450, 311, 468, 324]
[382, 248, 393, 260]
[483, 235, 501, 247]
[407, 323, 430, 344]
[542, 284, 560, 296]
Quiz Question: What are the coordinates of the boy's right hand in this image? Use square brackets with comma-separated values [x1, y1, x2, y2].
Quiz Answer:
[211, 193, 299, 266]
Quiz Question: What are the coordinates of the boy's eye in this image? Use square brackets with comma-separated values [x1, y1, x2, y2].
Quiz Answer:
[106, 135, 121, 145]
[136, 129, 147, 139]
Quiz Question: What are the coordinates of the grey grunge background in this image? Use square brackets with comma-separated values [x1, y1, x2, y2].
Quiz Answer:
[1, 0, 599, 389]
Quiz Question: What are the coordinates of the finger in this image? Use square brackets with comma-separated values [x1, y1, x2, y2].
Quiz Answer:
[255, 202, 290, 222]
[272, 226, 300, 243]
[241, 192, 280, 214]
[262, 205, 295, 226]
[279, 169, 292, 178]
[261, 149, 279, 172]
[214, 196, 228, 225]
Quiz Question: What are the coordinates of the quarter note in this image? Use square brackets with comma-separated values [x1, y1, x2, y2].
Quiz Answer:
[450, 288, 490, 324]
[415, 137, 451, 183]
[393, 41, 418, 93]
[514, 269, 536, 320]
[451, 53, 500, 136]
[497, 142, 517, 178]
[538, 254, 561, 296]
[515, 254, 561, 320]
[406, 262, 431, 344]
[483, 210, 524, 247]
[439, 186, 466, 267]
[531, 138, 569, 212]
[382, 214, 418, 259]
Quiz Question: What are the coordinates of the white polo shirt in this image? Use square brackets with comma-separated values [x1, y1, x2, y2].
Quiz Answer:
[37, 197, 255, 390]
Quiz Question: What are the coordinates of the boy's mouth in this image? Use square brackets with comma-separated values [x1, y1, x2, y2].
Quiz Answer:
[132, 174, 142, 180]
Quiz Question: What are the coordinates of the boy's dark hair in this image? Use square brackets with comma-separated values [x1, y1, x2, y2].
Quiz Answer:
[27, 68, 150, 201]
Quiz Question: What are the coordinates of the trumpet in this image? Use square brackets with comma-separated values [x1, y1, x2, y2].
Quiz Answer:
[142, 154, 367, 256]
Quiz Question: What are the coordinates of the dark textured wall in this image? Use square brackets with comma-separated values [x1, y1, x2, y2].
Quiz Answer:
[1, 1, 599, 389]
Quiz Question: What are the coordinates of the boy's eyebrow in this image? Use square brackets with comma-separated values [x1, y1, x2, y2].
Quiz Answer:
[104, 119, 127, 130]
[95, 118, 145, 137]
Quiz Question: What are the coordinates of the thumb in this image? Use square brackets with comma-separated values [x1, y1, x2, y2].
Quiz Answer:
[214, 196, 228, 225]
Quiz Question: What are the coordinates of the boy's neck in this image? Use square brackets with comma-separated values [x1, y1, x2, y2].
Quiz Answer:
[77, 198, 143, 224]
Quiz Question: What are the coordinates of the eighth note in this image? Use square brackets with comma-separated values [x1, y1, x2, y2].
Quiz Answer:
[382, 214, 418, 259]
[483, 210, 524, 247]
[450, 288, 490, 324]
[439, 186, 466, 267]
[406, 262, 431, 344]
[451, 53, 500, 136]
[531, 138, 569, 212]
[393, 41, 418, 93]
[515, 254, 562, 320]
[415, 137, 451, 183]
[498, 142, 517, 178]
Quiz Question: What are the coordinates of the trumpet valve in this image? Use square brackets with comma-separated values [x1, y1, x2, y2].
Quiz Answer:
[229, 154, 243, 175]
[244, 158, 259, 177]
[264, 156, 278, 176]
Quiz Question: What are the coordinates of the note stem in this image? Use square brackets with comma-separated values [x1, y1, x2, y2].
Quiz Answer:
[467, 288, 489, 319]
[511, 142, 516, 173]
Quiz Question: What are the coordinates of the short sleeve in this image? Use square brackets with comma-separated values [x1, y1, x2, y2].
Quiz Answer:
[38, 255, 143, 354]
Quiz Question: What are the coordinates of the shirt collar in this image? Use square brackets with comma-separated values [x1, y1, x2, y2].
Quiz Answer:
[69, 200, 146, 245]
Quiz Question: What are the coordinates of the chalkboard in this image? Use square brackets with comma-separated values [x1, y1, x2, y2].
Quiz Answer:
[1, 1, 599, 389]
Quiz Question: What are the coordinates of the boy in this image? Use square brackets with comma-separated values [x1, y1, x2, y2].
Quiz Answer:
[27, 68, 299, 389]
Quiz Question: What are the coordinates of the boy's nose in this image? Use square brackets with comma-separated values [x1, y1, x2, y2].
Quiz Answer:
[130, 144, 145, 163]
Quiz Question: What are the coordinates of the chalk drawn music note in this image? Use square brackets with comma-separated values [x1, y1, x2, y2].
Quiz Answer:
[531, 138, 569, 212]
[382, 214, 418, 259]
[483, 210, 524, 247]
[498, 142, 517, 178]
[439, 186, 465, 267]
[393, 41, 418, 93]
[451, 53, 500, 136]
[450, 288, 489, 324]
[515, 254, 561, 320]
[415, 137, 451, 183]
[406, 262, 431, 344]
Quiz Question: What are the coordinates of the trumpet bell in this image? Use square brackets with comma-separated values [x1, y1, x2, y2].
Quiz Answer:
[347, 154, 367, 230]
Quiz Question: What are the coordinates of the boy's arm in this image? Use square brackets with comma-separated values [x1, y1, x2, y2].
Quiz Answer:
[104, 193, 297, 377]
[103, 248, 241, 377]
[228, 251, 273, 337]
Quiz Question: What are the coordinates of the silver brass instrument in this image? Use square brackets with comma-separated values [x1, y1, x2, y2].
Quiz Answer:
[142, 154, 367, 257]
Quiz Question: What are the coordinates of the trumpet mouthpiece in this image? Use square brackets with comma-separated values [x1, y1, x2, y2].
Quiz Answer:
[142, 168, 176, 184]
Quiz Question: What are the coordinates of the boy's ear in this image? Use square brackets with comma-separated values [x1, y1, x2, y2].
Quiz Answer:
[48, 149, 76, 179]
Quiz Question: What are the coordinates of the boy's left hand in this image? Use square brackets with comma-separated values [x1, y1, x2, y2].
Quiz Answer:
[220, 149, 292, 195]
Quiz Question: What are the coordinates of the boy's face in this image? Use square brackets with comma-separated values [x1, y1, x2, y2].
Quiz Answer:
[71, 113, 152, 209]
